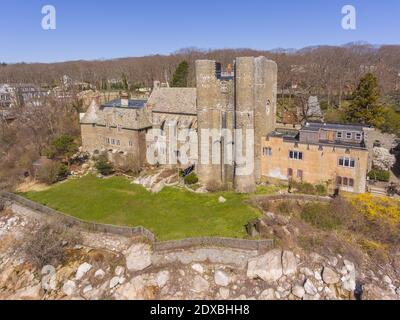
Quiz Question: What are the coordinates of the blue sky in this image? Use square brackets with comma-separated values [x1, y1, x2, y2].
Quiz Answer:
[1, 0, 399, 63]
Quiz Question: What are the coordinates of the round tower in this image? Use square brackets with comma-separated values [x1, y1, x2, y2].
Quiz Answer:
[195, 60, 223, 186]
[234, 57, 256, 193]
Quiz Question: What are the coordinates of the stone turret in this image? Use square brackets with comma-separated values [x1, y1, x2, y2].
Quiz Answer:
[196, 60, 224, 186]
[195, 56, 278, 193]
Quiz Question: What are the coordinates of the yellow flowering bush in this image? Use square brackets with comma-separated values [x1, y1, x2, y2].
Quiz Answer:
[349, 193, 400, 226]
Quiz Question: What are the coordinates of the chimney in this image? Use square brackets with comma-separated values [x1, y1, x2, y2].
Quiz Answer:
[120, 92, 129, 107]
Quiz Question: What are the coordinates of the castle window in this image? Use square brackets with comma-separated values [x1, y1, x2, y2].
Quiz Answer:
[111, 139, 115, 145]
[289, 150, 303, 160]
[337, 132, 343, 139]
[339, 157, 355, 168]
[297, 170, 303, 180]
[263, 147, 272, 156]
[346, 132, 353, 139]
[356, 133, 362, 140]
[337, 176, 354, 188]
[116, 140, 120, 146]
[105, 137, 110, 144]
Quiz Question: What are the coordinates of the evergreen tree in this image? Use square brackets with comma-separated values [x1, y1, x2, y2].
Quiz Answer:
[171, 61, 189, 87]
[345, 73, 385, 127]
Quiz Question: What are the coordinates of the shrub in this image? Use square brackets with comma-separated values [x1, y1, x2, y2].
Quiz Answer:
[368, 169, 390, 182]
[206, 180, 225, 192]
[95, 154, 114, 176]
[315, 184, 328, 196]
[276, 201, 295, 216]
[300, 202, 341, 231]
[43, 135, 78, 160]
[57, 164, 70, 180]
[184, 172, 199, 185]
[23, 220, 80, 269]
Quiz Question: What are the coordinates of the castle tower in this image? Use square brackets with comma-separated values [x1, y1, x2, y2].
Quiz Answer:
[234, 57, 256, 193]
[195, 60, 235, 188]
[196, 60, 224, 186]
[253, 57, 277, 182]
[195, 57, 277, 192]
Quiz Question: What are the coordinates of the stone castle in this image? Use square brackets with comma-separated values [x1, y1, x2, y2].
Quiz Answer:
[80, 56, 370, 194]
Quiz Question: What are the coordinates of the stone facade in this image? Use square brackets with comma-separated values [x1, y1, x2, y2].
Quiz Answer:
[80, 57, 371, 194]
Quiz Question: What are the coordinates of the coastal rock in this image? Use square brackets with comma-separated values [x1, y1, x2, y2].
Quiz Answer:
[247, 250, 283, 282]
[125, 244, 152, 272]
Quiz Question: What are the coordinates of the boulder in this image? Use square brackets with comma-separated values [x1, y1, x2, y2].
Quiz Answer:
[156, 271, 170, 288]
[292, 285, 305, 299]
[109, 277, 121, 289]
[192, 275, 209, 293]
[191, 264, 204, 274]
[151, 181, 165, 194]
[14, 284, 41, 300]
[41, 265, 58, 291]
[304, 279, 318, 296]
[125, 244, 152, 272]
[115, 266, 125, 276]
[94, 269, 106, 279]
[259, 288, 276, 300]
[219, 287, 230, 299]
[218, 196, 227, 204]
[214, 270, 231, 287]
[62, 280, 77, 296]
[83, 285, 93, 294]
[247, 249, 283, 282]
[322, 267, 340, 285]
[75, 263, 92, 280]
[282, 251, 297, 276]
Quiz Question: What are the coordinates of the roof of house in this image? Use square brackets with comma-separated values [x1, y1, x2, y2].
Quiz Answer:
[80, 99, 152, 130]
[147, 87, 197, 115]
[102, 99, 147, 109]
[301, 122, 365, 132]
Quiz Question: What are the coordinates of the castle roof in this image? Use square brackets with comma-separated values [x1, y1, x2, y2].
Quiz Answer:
[80, 100, 99, 124]
[147, 87, 197, 115]
[80, 98, 152, 130]
[102, 99, 147, 109]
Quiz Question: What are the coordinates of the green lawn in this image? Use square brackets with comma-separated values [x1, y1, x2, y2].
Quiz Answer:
[23, 175, 261, 241]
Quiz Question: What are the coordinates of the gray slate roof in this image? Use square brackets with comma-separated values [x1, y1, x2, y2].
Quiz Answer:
[302, 122, 365, 132]
[147, 87, 197, 115]
[102, 99, 147, 109]
[80, 99, 152, 130]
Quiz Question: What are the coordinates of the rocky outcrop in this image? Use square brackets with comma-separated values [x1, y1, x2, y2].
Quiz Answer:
[1, 207, 399, 301]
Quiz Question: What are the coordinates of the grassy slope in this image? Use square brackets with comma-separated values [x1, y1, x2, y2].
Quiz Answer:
[23, 175, 261, 241]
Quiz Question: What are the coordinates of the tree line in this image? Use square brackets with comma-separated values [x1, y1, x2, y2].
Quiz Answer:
[1, 44, 399, 106]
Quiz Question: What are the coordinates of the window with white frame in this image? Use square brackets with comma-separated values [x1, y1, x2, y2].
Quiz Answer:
[346, 132, 353, 139]
[338, 157, 356, 168]
[336, 132, 343, 139]
[355, 133, 362, 140]
[289, 150, 303, 160]
[263, 147, 272, 156]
